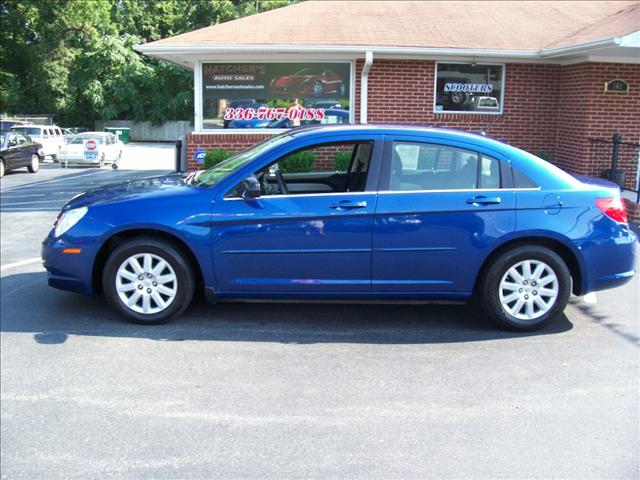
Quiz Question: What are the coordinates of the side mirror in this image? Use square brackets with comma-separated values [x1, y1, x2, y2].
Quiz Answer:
[241, 175, 261, 199]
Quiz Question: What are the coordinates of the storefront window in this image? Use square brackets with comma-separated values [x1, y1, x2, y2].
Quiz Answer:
[434, 63, 504, 114]
[202, 62, 352, 130]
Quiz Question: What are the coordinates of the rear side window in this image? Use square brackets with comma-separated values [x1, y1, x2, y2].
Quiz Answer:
[388, 142, 504, 191]
[512, 166, 537, 188]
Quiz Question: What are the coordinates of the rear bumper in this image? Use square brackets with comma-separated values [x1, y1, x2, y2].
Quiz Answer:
[580, 228, 638, 294]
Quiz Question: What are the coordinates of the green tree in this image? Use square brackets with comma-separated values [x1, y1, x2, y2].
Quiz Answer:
[0, 0, 294, 127]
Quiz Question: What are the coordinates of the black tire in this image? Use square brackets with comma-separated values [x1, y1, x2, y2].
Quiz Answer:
[479, 245, 571, 331]
[102, 237, 195, 324]
[28, 154, 40, 173]
[448, 91, 467, 106]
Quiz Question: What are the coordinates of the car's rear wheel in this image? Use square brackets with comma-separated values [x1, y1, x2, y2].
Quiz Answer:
[27, 154, 40, 173]
[479, 246, 571, 331]
[102, 238, 195, 324]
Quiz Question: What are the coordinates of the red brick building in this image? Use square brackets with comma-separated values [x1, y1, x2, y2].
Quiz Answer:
[137, 1, 640, 209]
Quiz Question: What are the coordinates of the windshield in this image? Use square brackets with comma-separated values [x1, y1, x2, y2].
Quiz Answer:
[194, 134, 292, 188]
[12, 127, 41, 137]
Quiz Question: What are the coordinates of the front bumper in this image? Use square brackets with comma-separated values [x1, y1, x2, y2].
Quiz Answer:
[42, 226, 104, 296]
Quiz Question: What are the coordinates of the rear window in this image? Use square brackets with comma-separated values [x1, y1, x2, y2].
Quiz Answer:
[69, 135, 106, 145]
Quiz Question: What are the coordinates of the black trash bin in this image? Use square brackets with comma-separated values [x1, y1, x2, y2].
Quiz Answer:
[601, 168, 626, 189]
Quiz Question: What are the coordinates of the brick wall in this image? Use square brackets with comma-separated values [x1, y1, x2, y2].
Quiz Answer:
[187, 60, 639, 194]
[555, 62, 640, 189]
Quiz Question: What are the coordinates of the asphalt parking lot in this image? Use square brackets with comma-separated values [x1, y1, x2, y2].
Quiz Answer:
[1, 159, 639, 479]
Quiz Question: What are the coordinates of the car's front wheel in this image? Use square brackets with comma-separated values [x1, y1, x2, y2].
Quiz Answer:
[28, 154, 40, 173]
[0, 159, 5, 178]
[102, 238, 195, 324]
[479, 245, 571, 331]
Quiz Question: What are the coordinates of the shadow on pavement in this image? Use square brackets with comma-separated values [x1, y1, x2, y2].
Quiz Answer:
[1, 271, 573, 345]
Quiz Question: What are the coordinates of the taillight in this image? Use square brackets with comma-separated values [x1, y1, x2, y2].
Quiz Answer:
[595, 197, 628, 224]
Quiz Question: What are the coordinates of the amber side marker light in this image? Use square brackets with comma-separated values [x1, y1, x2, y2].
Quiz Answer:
[62, 248, 82, 254]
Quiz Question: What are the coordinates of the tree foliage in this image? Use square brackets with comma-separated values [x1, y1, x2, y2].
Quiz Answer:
[0, 0, 293, 126]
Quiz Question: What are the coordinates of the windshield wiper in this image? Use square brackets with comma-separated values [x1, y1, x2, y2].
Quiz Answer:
[184, 170, 204, 186]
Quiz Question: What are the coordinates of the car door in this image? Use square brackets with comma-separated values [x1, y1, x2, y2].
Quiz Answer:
[3, 133, 21, 169]
[15, 133, 32, 166]
[210, 136, 383, 295]
[372, 136, 516, 296]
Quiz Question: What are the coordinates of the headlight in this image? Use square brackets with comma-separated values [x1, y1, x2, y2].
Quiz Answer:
[54, 207, 88, 237]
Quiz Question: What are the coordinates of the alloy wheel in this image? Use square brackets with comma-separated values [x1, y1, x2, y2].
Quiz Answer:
[115, 253, 177, 314]
[499, 259, 559, 321]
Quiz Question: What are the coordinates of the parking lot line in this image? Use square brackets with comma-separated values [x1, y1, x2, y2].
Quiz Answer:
[0, 257, 42, 272]
[0, 169, 111, 193]
[1, 200, 66, 206]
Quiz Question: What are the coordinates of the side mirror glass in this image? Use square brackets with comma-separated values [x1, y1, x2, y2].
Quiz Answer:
[240, 175, 261, 198]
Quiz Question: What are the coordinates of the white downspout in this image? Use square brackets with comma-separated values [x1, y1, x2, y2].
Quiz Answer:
[360, 51, 373, 124]
[194, 61, 203, 132]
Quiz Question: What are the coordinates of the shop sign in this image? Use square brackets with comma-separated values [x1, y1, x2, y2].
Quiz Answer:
[201, 62, 351, 130]
[194, 148, 206, 164]
[435, 63, 504, 114]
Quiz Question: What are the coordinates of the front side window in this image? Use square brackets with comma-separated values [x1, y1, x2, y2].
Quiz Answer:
[227, 141, 373, 197]
[388, 142, 503, 191]
[435, 63, 504, 114]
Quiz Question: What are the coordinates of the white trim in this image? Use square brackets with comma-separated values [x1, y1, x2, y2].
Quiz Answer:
[198, 60, 355, 132]
[432, 61, 506, 115]
[539, 37, 619, 57]
[378, 188, 541, 194]
[360, 51, 373, 124]
[194, 61, 203, 132]
[136, 44, 541, 58]
[224, 191, 373, 201]
[223, 187, 541, 201]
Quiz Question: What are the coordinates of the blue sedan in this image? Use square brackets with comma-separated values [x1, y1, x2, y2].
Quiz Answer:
[42, 126, 637, 330]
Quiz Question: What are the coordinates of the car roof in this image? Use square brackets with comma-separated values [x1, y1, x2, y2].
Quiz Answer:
[288, 124, 506, 148]
[10, 124, 59, 129]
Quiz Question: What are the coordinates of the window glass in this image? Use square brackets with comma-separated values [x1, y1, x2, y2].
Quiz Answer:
[435, 63, 504, 114]
[202, 62, 351, 130]
[13, 127, 42, 137]
[479, 155, 501, 189]
[389, 142, 479, 191]
[229, 141, 373, 197]
[16, 133, 28, 145]
[512, 166, 537, 188]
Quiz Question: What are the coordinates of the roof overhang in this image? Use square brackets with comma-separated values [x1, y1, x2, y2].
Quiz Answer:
[135, 30, 640, 69]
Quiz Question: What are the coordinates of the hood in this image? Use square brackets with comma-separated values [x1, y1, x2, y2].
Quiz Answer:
[63, 174, 194, 211]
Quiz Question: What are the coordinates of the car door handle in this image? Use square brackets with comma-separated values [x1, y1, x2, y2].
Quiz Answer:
[467, 196, 501, 205]
[330, 200, 367, 210]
